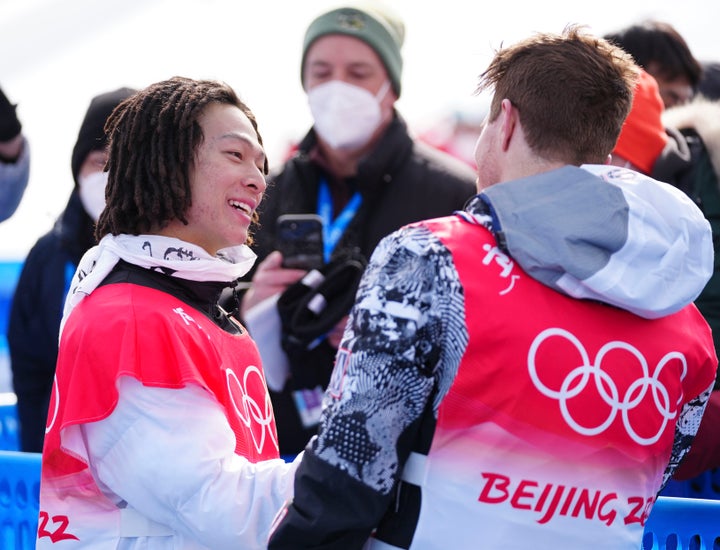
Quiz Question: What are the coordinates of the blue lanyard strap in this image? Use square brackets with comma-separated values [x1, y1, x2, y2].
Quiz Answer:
[64, 260, 76, 298]
[317, 178, 362, 263]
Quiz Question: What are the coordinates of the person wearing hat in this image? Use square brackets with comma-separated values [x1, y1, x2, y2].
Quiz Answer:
[8, 86, 135, 452]
[0, 84, 30, 222]
[235, 2, 476, 456]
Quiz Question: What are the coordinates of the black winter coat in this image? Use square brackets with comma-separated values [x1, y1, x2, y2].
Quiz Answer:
[247, 115, 477, 454]
[8, 188, 95, 451]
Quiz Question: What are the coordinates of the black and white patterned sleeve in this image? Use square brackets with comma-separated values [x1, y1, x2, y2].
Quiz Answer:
[267, 225, 469, 550]
[310, 224, 468, 494]
[660, 381, 713, 490]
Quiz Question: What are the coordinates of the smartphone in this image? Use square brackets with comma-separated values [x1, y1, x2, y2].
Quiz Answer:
[276, 213, 325, 270]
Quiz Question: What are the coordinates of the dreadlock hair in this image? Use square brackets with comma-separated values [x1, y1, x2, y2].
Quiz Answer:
[96, 76, 268, 244]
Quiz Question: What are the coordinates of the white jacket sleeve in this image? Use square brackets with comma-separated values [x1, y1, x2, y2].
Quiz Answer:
[78, 376, 299, 549]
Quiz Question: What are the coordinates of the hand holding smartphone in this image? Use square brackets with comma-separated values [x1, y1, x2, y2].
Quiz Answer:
[276, 214, 325, 271]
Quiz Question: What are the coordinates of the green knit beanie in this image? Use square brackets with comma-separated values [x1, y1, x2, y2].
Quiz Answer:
[301, 4, 405, 96]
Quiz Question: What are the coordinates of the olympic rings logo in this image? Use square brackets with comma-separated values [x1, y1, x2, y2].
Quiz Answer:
[226, 366, 278, 453]
[527, 328, 687, 446]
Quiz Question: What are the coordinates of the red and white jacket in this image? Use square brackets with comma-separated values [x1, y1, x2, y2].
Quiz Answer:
[267, 165, 717, 550]
[38, 265, 297, 549]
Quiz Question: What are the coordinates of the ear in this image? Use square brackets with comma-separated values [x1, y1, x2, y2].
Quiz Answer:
[499, 99, 518, 151]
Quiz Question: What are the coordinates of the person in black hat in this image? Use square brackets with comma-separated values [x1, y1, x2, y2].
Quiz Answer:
[0, 84, 30, 222]
[8, 86, 135, 452]
[235, 2, 476, 456]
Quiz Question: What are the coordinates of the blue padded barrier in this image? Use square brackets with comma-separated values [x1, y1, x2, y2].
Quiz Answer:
[1, 451, 719, 550]
[642, 496, 720, 549]
[0, 450, 41, 550]
[0, 261, 23, 395]
[0, 393, 19, 451]
[662, 470, 720, 501]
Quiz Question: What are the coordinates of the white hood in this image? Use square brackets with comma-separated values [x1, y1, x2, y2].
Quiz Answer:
[472, 165, 713, 319]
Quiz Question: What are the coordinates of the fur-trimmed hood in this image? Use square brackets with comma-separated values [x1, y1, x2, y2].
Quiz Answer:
[663, 97, 720, 178]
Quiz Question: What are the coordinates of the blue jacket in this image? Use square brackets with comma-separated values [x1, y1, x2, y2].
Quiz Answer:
[8, 188, 95, 451]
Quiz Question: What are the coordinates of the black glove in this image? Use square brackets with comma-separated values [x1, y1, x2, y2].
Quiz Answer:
[276, 249, 366, 389]
[0, 86, 22, 142]
[277, 250, 367, 352]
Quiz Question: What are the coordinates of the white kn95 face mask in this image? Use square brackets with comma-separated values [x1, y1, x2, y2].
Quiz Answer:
[308, 80, 390, 150]
[78, 170, 109, 221]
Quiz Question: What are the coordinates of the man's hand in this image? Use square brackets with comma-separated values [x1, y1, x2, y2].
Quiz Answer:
[326, 315, 349, 349]
[0, 133, 23, 161]
[241, 251, 307, 317]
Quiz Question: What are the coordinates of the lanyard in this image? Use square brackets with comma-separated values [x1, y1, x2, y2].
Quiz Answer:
[317, 178, 362, 263]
